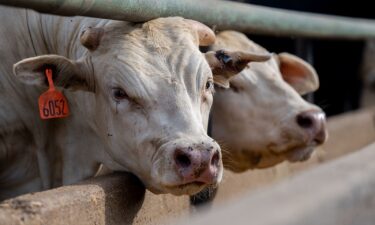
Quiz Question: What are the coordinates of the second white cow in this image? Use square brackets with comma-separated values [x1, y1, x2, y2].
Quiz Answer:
[210, 31, 328, 172]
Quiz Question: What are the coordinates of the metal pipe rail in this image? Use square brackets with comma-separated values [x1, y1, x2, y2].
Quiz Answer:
[1, 0, 375, 40]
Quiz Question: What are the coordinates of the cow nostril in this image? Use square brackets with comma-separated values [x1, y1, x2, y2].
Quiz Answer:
[175, 151, 191, 168]
[296, 114, 314, 129]
[313, 129, 327, 145]
[211, 151, 220, 167]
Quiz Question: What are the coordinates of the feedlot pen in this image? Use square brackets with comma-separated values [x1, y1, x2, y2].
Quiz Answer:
[1, 0, 375, 224]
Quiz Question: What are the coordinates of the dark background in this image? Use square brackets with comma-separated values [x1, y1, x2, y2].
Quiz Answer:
[231, 0, 374, 116]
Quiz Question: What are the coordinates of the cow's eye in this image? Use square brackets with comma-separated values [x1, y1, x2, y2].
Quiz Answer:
[205, 80, 213, 91]
[112, 88, 128, 100]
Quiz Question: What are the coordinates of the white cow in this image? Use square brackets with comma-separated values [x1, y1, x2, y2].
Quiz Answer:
[210, 31, 328, 172]
[190, 31, 328, 206]
[0, 7, 270, 199]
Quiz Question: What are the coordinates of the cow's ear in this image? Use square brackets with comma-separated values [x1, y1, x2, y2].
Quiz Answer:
[278, 53, 319, 95]
[13, 55, 94, 92]
[205, 50, 270, 88]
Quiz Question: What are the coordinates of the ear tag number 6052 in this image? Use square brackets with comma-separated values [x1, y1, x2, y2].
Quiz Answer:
[38, 68, 70, 119]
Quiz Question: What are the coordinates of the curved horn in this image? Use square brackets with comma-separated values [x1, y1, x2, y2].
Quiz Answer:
[80, 27, 104, 51]
[206, 49, 271, 88]
[185, 19, 216, 46]
[207, 49, 271, 77]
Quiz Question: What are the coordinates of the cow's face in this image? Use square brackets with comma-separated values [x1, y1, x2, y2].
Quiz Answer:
[13, 19, 268, 195]
[86, 18, 222, 195]
[211, 31, 328, 172]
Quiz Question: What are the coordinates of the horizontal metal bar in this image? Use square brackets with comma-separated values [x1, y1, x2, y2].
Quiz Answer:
[1, 0, 375, 40]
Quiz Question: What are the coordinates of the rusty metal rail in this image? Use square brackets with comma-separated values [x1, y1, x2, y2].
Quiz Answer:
[1, 0, 375, 40]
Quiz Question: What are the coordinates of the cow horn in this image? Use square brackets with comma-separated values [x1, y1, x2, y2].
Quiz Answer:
[185, 19, 216, 46]
[80, 27, 104, 51]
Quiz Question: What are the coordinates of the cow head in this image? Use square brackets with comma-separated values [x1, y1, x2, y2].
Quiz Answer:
[12, 18, 267, 195]
[210, 31, 328, 172]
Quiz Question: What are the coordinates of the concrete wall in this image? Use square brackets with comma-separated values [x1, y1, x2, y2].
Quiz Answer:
[0, 174, 190, 225]
[1, 108, 374, 225]
[178, 142, 375, 225]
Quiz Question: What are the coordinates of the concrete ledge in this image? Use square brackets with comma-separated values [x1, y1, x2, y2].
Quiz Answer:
[179, 142, 375, 225]
[0, 173, 189, 225]
[0, 173, 146, 225]
[316, 107, 375, 161]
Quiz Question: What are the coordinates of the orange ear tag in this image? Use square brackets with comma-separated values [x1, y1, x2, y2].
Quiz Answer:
[38, 68, 70, 119]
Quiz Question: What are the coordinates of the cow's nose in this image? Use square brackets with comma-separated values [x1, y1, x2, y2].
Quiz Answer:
[296, 110, 328, 144]
[174, 145, 220, 185]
